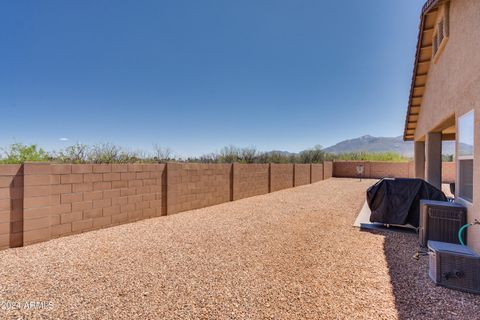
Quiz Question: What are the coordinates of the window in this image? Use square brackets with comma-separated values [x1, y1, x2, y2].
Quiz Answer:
[458, 111, 474, 202]
[432, 2, 450, 62]
[459, 159, 473, 202]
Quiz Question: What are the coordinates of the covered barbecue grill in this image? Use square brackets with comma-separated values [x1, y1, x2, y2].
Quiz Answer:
[366, 178, 447, 228]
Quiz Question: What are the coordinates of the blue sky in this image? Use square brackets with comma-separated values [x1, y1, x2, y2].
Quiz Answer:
[0, 1, 424, 157]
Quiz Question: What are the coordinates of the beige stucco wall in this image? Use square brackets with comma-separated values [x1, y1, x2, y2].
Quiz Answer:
[414, 0, 480, 251]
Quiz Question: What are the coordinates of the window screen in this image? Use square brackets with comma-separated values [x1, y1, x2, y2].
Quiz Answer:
[459, 159, 473, 202]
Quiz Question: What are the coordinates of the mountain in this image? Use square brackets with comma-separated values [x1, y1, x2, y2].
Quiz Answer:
[265, 150, 296, 157]
[324, 135, 414, 156]
[323, 135, 460, 157]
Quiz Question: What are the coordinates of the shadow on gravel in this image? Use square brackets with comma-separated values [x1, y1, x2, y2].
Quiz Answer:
[361, 227, 480, 320]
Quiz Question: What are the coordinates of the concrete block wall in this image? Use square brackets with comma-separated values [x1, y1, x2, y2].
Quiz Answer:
[311, 164, 324, 182]
[333, 161, 372, 178]
[270, 164, 294, 192]
[232, 163, 269, 200]
[3, 160, 456, 250]
[294, 164, 311, 186]
[23, 163, 52, 246]
[370, 162, 411, 178]
[0, 161, 333, 249]
[0, 165, 23, 249]
[22, 163, 166, 246]
[167, 163, 232, 214]
[332, 161, 455, 182]
[408, 161, 415, 178]
[442, 162, 456, 183]
[323, 161, 333, 180]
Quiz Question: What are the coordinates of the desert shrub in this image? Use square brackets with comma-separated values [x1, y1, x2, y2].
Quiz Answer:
[0, 143, 412, 164]
[54, 143, 145, 164]
[297, 145, 327, 163]
[333, 151, 408, 162]
[87, 143, 121, 163]
[193, 146, 297, 164]
[239, 147, 258, 164]
[117, 150, 144, 163]
[56, 143, 89, 163]
[190, 146, 332, 164]
[442, 154, 454, 162]
[197, 153, 219, 163]
[85, 143, 143, 164]
[254, 152, 269, 164]
[255, 151, 290, 164]
[0, 143, 50, 164]
[218, 146, 241, 163]
[152, 144, 173, 163]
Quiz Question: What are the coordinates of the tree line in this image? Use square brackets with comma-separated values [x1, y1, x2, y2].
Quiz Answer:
[0, 142, 413, 164]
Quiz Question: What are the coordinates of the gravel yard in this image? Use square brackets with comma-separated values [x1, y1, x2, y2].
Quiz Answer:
[0, 178, 479, 319]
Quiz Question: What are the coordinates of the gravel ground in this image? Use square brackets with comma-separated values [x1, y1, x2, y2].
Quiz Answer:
[0, 178, 479, 319]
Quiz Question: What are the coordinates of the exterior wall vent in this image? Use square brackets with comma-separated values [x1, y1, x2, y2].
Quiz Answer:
[432, 1, 450, 62]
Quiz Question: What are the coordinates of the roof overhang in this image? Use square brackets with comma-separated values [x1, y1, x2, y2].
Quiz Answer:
[403, 0, 443, 141]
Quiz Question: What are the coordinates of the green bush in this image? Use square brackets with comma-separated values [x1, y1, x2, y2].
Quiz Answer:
[0, 143, 412, 164]
[56, 143, 89, 163]
[0, 143, 50, 164]
[297, 145, 329, 163]
[87, 143, 145, 164]
[255, 151, 290, 164]
[333, 151, 408, 162]
[190, 147, 407, 163]
[218, 146, 241, 163]
[442, 154, 454, 162]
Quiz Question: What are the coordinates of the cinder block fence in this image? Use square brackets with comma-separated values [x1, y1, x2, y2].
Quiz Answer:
[0, 162, 332, 250]
[332, 161, 455, 182]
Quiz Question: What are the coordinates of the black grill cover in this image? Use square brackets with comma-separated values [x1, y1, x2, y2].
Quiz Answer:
[367, 178, 447, 227]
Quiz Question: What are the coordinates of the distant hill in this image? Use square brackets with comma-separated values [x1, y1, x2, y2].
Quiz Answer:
[265, 150, 296, 157]
[323, 135, 461, 157]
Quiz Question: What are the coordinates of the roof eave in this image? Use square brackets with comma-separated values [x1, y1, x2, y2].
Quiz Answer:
[403, 0, 441, 141]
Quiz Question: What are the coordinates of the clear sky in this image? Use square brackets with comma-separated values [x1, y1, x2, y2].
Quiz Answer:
[0, 0, 424, 157]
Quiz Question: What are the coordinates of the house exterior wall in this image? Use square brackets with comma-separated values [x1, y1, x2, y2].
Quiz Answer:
[414, 0, 480, 251]
[415, 0, 480, 140]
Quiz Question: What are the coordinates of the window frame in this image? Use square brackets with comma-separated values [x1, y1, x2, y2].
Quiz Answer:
[457, 110, 474, 203]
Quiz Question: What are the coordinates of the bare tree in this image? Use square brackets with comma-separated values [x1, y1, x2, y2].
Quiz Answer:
[88, 143, 122, 163]
[198, 153, 218, 163]
[218, 145, 240, 163]
[153, 144, 173, 163]
[58, 143, 89, 163]
[240, 147, 258, 163]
